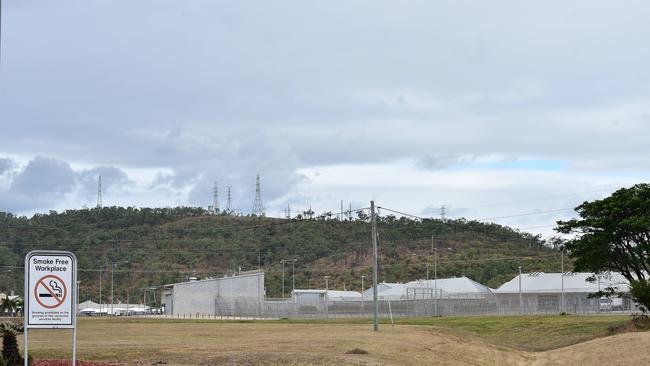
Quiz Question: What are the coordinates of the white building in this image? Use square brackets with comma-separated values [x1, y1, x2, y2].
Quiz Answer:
[493, 272, 633, 313]
[292, 289, 362, 304]
[361, 282, 401, 300]
[365, 277, 492, 300]
[78, 300, 150, 316]
[163, 270, 265, 316]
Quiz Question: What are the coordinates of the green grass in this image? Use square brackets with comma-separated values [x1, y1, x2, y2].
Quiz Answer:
[77, 314, 634, 351]
[398, 315, 632, 351]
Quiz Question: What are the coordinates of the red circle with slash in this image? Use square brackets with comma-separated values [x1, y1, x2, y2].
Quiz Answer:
[34, 274, 68, 309]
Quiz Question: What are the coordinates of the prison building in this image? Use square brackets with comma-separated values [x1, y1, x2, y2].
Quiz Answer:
[365, 276, 493, 300]
[163, 270, 265, 317]
[291, 289, 362, 305]
[493, 272, 633, 313]
[361, 282, 401, 300]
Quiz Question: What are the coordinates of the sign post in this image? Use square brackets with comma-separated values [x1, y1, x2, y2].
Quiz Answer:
[24, 251, 77, 365]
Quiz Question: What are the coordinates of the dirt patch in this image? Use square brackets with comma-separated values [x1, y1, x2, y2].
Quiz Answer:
[346, 348, 369, 355]
[33, 361, 121, 366]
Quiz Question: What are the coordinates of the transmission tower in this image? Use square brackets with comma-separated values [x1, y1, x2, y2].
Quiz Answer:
[440, 205, 446, 220]
[252, 174, 265, 216]
[96, 175, 102, 208]
[212, 181, 219, 213]
[226, 186, 232, 212]
[285, 203, 291, 219]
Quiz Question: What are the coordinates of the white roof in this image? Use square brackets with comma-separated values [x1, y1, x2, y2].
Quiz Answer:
[292, 289, 326, 294]
[371, 277, 492, 299]
[326, 290, 362, 298]
[495, 272, 630, 294]
[78, 300, 150, 310]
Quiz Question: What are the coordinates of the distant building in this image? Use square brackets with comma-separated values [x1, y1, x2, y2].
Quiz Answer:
[78, 300, 150, 316]
[163, 270, 265, 316]
[364, 277, 492, 300]
[493, 272, 635, 313]
[292, 289, 362, 305]
[361, 282, 401, 300]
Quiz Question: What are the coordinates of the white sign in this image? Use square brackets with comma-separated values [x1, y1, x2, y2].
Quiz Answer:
[25, 251, 77, 328]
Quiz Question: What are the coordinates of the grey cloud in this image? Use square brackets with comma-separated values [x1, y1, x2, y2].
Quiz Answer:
[0, 158, 14, 175]
[76, 166, 130, 201]
[9, 156, 75, 196]
[418, 155, 474, 171]
[1, 156, 75, 212]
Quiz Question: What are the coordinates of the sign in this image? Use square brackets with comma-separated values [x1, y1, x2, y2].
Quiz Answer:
[25, 251, 77, 328]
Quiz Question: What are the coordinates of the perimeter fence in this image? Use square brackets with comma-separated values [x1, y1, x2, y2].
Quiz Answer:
[158, 292, 639, 320]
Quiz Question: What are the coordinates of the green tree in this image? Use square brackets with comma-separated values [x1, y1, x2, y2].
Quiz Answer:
[0, 298, 21, 317]
[557, 184, 650, 311]
[0, 321, 24, 365]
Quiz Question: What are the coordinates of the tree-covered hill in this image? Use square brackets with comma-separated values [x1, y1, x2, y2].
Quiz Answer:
[0, 207, 566, 303]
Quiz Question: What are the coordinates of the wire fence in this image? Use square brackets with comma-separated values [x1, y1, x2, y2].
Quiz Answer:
[154, 293, 640, 320]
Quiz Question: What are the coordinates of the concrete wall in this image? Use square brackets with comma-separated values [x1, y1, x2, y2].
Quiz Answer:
[165, 271, 265, 316]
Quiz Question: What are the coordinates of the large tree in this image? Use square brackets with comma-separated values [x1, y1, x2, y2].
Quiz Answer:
[557, 183, 650, 310]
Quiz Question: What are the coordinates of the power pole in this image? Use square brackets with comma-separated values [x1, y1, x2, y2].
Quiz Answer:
[371, 201, 379, 331]
[340, 200, 344, 220]
[252, 174, 265, 216]
[440, 205, 446, 220]
[226, 186, 232, 212]
[556, 250, 560, 314]
[518, 266, 523, 314]
[212, 181, 219, 213]
[291, 259, 297, 292]
[280, 259, 286, 300]
[285, 203, 291, 219]
[96, 175, 102, 208]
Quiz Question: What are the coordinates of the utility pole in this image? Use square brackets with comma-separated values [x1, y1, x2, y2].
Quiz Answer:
[556, 247, 560, 314]
[434, 245, 438, 316]
[340, 200, 344, 220]
[280, 259, 286, 300]
[371, 201, 379, 331]
[99, 263, 111, 315]
[324, 275, 329, 318]
[290, 259, 297, 292]
[226, 186, 232, 212]
[111, 261, 128, 316]
[518, 266, 523, 314]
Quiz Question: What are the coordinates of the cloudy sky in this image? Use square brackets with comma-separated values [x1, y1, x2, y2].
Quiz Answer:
[1, 0, 649, 237]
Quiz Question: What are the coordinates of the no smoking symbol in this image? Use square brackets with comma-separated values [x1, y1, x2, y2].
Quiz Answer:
[34, 275, 67, 309]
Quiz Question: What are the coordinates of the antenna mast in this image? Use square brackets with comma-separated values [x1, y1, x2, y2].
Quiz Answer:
[226, 186, 232, 212]
[252, 174, 265, 216]
[96, 175, 103, 208]
[212, 181, 219, 213]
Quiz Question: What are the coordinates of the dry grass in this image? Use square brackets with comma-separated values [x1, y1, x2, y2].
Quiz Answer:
[18, 317, 650, 366]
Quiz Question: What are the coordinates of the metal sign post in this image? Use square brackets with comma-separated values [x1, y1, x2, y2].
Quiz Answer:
[24, 251, 78, 365]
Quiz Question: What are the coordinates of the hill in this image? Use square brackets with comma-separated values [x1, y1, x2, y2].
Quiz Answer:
[0, 207, 565, 303]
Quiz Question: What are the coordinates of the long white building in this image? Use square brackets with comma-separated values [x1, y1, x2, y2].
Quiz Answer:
[363, 276, 492, 300]
[493, 272, 633, 313]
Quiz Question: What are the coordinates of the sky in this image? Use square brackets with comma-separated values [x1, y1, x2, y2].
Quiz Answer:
[1, 0, 649, 238]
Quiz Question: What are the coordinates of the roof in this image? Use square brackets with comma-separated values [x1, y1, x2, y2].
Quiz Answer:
[370, 277, 492, 299]
[494, 272, 630, 294]
[79, 300, 150, 310]
[292, 289, 327, 294]
[326, 290, 362, 298]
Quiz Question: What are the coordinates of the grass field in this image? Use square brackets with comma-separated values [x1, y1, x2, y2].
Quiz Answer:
[18, 315, 650, 365]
